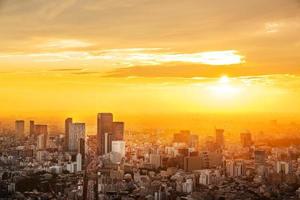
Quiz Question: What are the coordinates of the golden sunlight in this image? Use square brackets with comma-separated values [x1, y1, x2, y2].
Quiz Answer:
[208, 76, 241, 97]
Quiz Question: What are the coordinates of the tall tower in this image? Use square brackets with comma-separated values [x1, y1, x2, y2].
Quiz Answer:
[215, 129, 224, 149]
[29, 120, 35, 137]
[97, 113, 113, 155]
[79, 138, 86, 165]
[15, 120, 25, 137]
[65, 118, 73, 151]
[69, 123, 85, 152]
[112, 122, 124, 140]
[35, 124, 48, 149]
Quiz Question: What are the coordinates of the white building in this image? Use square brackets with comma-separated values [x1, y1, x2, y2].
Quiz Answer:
[226, 159, 245, 177]
[76, 153, 82, 172]
[110, 140, 125, 164]
[112, 141, 125, 157]
[198, 169, 221, 185]
[66, 162, 77, 173]
[49, 165, 63, 174]
[182, 179, 193, 193]
[36, 150, 47, 162]
[276, 161, 291, 174]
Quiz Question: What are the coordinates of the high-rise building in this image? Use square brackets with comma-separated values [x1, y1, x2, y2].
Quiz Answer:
[29, 120, 35, 137]
[97, 113, 125, 155]
[173, 130, 191, 145]
[76, 153, 82, 172]
[112, 122, 124, 140]
[15, 120, 25, 137]
[110, 140, 126, 164]
[215, 129, 224, 149]
[97, 113, 113, 155]
[111, 140, 125, 157]
[276, 161, 291, 175]
[184, 156, 205, 172]
[150, 154, 162, 169]
[37, 133, 46, 150]
[35, 124, 48, 149]
[65, 118, 73, 151]
[79, 138, 85, 165]
[69, 123, 85, 152]
[240, 132, 252, 147]
[35, 124, 47, 135]
[225, 159, 245, 177]
[104, 132, 113, 154]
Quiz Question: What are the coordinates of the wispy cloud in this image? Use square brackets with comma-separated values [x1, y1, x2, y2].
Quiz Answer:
[49, 68, 84, 72]
[0, 48, 244, 66]
[39, 39, 92, 49]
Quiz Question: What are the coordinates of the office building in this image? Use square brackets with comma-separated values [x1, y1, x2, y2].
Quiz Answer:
[215, 129, 224, 149]
[76, 153, 82, 172]
[112, 122, 124, 140]
[65, 118, 73, 151]
[97, 113, 125, 155]
[35, 124, 48, 149]
[29, 120, 35, 137]
[150, 154, 162, 169]
[79, 138, 85, 165]
[69, 123, 85, 152]
[173, 130, 191, 145]
[276, 161, 291, 175]
[15, 120, 25, 137]
[111, 140, 126, 164]
[37, 133, 46, 150]
[112, 140, 125, 157]
[225, 159, 245, 177]
[97, 113, 113, 155]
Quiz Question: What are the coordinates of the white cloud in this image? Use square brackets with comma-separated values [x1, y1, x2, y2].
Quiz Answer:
[0, 48, 244, 66]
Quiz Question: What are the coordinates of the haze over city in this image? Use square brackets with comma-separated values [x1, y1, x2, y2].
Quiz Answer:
[1, 0, 300, 200]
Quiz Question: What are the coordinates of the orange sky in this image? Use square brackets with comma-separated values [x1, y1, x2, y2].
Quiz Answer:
[0, 0, 300, 125]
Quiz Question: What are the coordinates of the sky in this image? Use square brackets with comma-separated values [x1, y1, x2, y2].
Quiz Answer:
[0, 0, 300, 129]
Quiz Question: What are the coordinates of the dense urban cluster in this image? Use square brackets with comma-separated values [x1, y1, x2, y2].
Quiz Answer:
[1, 113, 300, 200]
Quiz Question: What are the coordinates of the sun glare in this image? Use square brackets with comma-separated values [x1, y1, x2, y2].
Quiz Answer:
[208, 76, 240, 97]
[219, 75, 230, 84]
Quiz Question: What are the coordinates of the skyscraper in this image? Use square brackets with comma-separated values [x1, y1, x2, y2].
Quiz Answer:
[69, 123, 85, 152]
[173, 130, 191, 145]
[97, 113, 113, 155]
[97, 113, 125, 156]
[112, 122, 124, 140]
[37, 133, 46, 150]
[29, 120, 35, 137]
[35, 124, 48, 149]
[65, 118, 73, 151]
[215, 129, 225, 149]
[15, 120, 25, 137]
[79, 138, 85, 165]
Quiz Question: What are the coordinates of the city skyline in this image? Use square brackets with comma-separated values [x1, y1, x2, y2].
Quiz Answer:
[2, 1, 300, 199]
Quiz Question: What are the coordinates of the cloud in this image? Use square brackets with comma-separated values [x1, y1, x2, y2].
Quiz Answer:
[264, 22, 281, 33]
[0, 48, 244, 66]
[49, 68, 83, 72]
[104, 63, 300, 78]
[39, 39, 92, 49]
